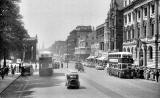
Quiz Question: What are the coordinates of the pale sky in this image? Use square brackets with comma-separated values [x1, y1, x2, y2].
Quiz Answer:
[19, 0, 111, 49]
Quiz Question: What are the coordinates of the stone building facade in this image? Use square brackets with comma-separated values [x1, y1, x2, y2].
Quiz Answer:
[75, 26, 93, 61]
[96, 23, 105, 57]
[66, 30, 78, 60]
[122, 0, 160, 68]
[107, 0, 124, 52]
[23, 36, 38, 63]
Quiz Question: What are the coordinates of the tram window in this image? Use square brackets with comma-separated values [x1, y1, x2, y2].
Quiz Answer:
[122, 64, 127, 69]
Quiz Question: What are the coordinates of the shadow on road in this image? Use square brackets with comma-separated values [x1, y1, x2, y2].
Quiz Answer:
[0, 71, 66, 98]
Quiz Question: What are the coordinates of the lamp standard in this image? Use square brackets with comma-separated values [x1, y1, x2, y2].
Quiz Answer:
[155, 0, 159, 70]
[67, 39, 68, 68]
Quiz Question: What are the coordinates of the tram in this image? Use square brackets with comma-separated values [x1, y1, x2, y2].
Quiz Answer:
[106, 52, 134, 78]
[39, 51, 53, 76]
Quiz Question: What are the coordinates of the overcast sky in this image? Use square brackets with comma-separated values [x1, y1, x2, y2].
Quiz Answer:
[20, 0, 111, 49]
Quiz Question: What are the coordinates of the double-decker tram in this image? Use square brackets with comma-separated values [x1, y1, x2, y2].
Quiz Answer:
[107, 52, 134, 78]
[39, 51, 53, 76]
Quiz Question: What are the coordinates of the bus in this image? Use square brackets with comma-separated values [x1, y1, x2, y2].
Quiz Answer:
[39, 51, 53, 76]
[106, 52, 134, 78]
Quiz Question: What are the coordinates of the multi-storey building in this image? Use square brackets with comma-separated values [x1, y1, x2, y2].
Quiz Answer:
[75, 26, 93, 61]
[66, 30, 78, 60]
[107, 0, 124, 52]
[96, 23, 105, 57]
[122, 0, 160, 68]
[88, 30, 97, 56]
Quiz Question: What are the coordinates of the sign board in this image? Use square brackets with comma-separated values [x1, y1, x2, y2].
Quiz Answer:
[109, 59, 118, 63]
[16, 59, 21, 63]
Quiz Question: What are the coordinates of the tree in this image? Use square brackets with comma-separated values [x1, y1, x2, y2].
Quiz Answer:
[0, 0, 29, 66]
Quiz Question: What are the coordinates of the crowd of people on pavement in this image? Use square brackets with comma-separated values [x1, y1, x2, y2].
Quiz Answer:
[143, 67, 160, 82]
[0, 63, 24, 80]
[124, 66, 159, 82]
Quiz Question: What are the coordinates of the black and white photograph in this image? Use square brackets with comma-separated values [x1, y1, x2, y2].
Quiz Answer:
[0, 0, 160, 98]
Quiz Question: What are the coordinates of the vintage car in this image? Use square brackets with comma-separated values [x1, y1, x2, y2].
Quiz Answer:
[95, 65, 105, 70]
[65, 71, 80, 89]
[21, 64, 34, 76]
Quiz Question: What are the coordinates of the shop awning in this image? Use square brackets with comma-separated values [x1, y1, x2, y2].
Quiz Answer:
[96, 56, 108, 61]
[86, 56, 97, 60]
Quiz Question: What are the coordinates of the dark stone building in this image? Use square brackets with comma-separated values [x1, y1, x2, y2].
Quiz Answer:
[107, 0, 124, 52]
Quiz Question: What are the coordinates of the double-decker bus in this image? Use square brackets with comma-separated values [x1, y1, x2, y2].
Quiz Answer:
[39, 51, 53, 76]
[106, 52, 134, 78]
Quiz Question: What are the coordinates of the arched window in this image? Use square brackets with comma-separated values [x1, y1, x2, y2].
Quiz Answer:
[135, 48, 137, 58]
[148, 46, 153, 59]
[131, 47, 133, 54]
[123, 48, 126, 52]
[127, 48, 130, 52]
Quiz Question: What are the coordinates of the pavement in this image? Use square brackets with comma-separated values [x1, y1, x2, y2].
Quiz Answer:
[0, 73, 21, 94]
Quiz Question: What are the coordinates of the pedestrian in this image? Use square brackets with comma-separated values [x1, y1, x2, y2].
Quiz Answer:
[19, 63, 21, 73]
[1, 68, 5, 79]
[5, 66, 9, 76]
[11, 66, 15, 76]
[21, 66, 25, 76]
[155, 70, 159, 82]
[61, 63, 63, 68]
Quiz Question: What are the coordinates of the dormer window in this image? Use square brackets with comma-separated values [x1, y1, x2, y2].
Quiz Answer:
[151, 4, 155, 14]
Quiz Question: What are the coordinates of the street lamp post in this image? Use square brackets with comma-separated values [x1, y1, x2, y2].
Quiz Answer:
[67, 40, 68, 68]
[155, 0, 159, 70]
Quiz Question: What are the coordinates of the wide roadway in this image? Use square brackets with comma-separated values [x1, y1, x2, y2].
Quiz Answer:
[1, 61, 160, 98]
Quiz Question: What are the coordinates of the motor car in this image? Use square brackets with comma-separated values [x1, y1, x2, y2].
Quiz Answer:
[65, 71, 80, 89]
[21, 63, 34, 76]
[95, 65, 104, 70]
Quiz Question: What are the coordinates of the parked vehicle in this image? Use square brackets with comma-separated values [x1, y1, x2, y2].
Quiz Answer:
[21, 64, 33, 76]
[95, 65, 104, 70]
[65, 71, 80, 89]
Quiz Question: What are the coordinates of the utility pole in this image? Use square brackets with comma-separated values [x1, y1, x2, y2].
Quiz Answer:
[155, 0, 159, 70]
[67, 39, 68, 68]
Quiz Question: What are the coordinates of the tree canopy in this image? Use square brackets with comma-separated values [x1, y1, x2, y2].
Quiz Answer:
[0, 0, 29, 59]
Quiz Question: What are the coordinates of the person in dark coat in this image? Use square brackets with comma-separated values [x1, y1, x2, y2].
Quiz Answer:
[11, 66, 15, 76]
[19, 64, 21, 73]
[155, 70, 159, 82]
[1, 68, 5, 79]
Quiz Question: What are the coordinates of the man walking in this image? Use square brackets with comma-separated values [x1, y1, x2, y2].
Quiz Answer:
[155, 70, 159, 82]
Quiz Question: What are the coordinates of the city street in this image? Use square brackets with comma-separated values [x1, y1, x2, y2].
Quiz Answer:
[0, 62, 160, 98]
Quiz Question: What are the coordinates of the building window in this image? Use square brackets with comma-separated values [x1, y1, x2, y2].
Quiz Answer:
[100, 42, 104, 50]
[138, 11, 141, 19]
[127, 48, 130, 52]
[123, 48, 126, 52]
[131, 47, 133, 54]
[125, 0, 127, 7]
[138, 27, 140, 38]
[148, 46, 153, 59]
[151, 23, 154, 36]
[128, 13, 131, 22]
[151, 4, 155, 14]
[132, 29, 134, 39]
[124, 15, 127, 24]
[128, 30, 131, 40]
[86, 42, 88, 47]
[144, 8, 147, 17]
[144, 25, 146, 37]
[135, 48, 137, 58]
[129, 0, 131, 4]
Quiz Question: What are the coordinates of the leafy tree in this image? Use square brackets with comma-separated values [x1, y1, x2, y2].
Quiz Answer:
[0, 0, 29, 66]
